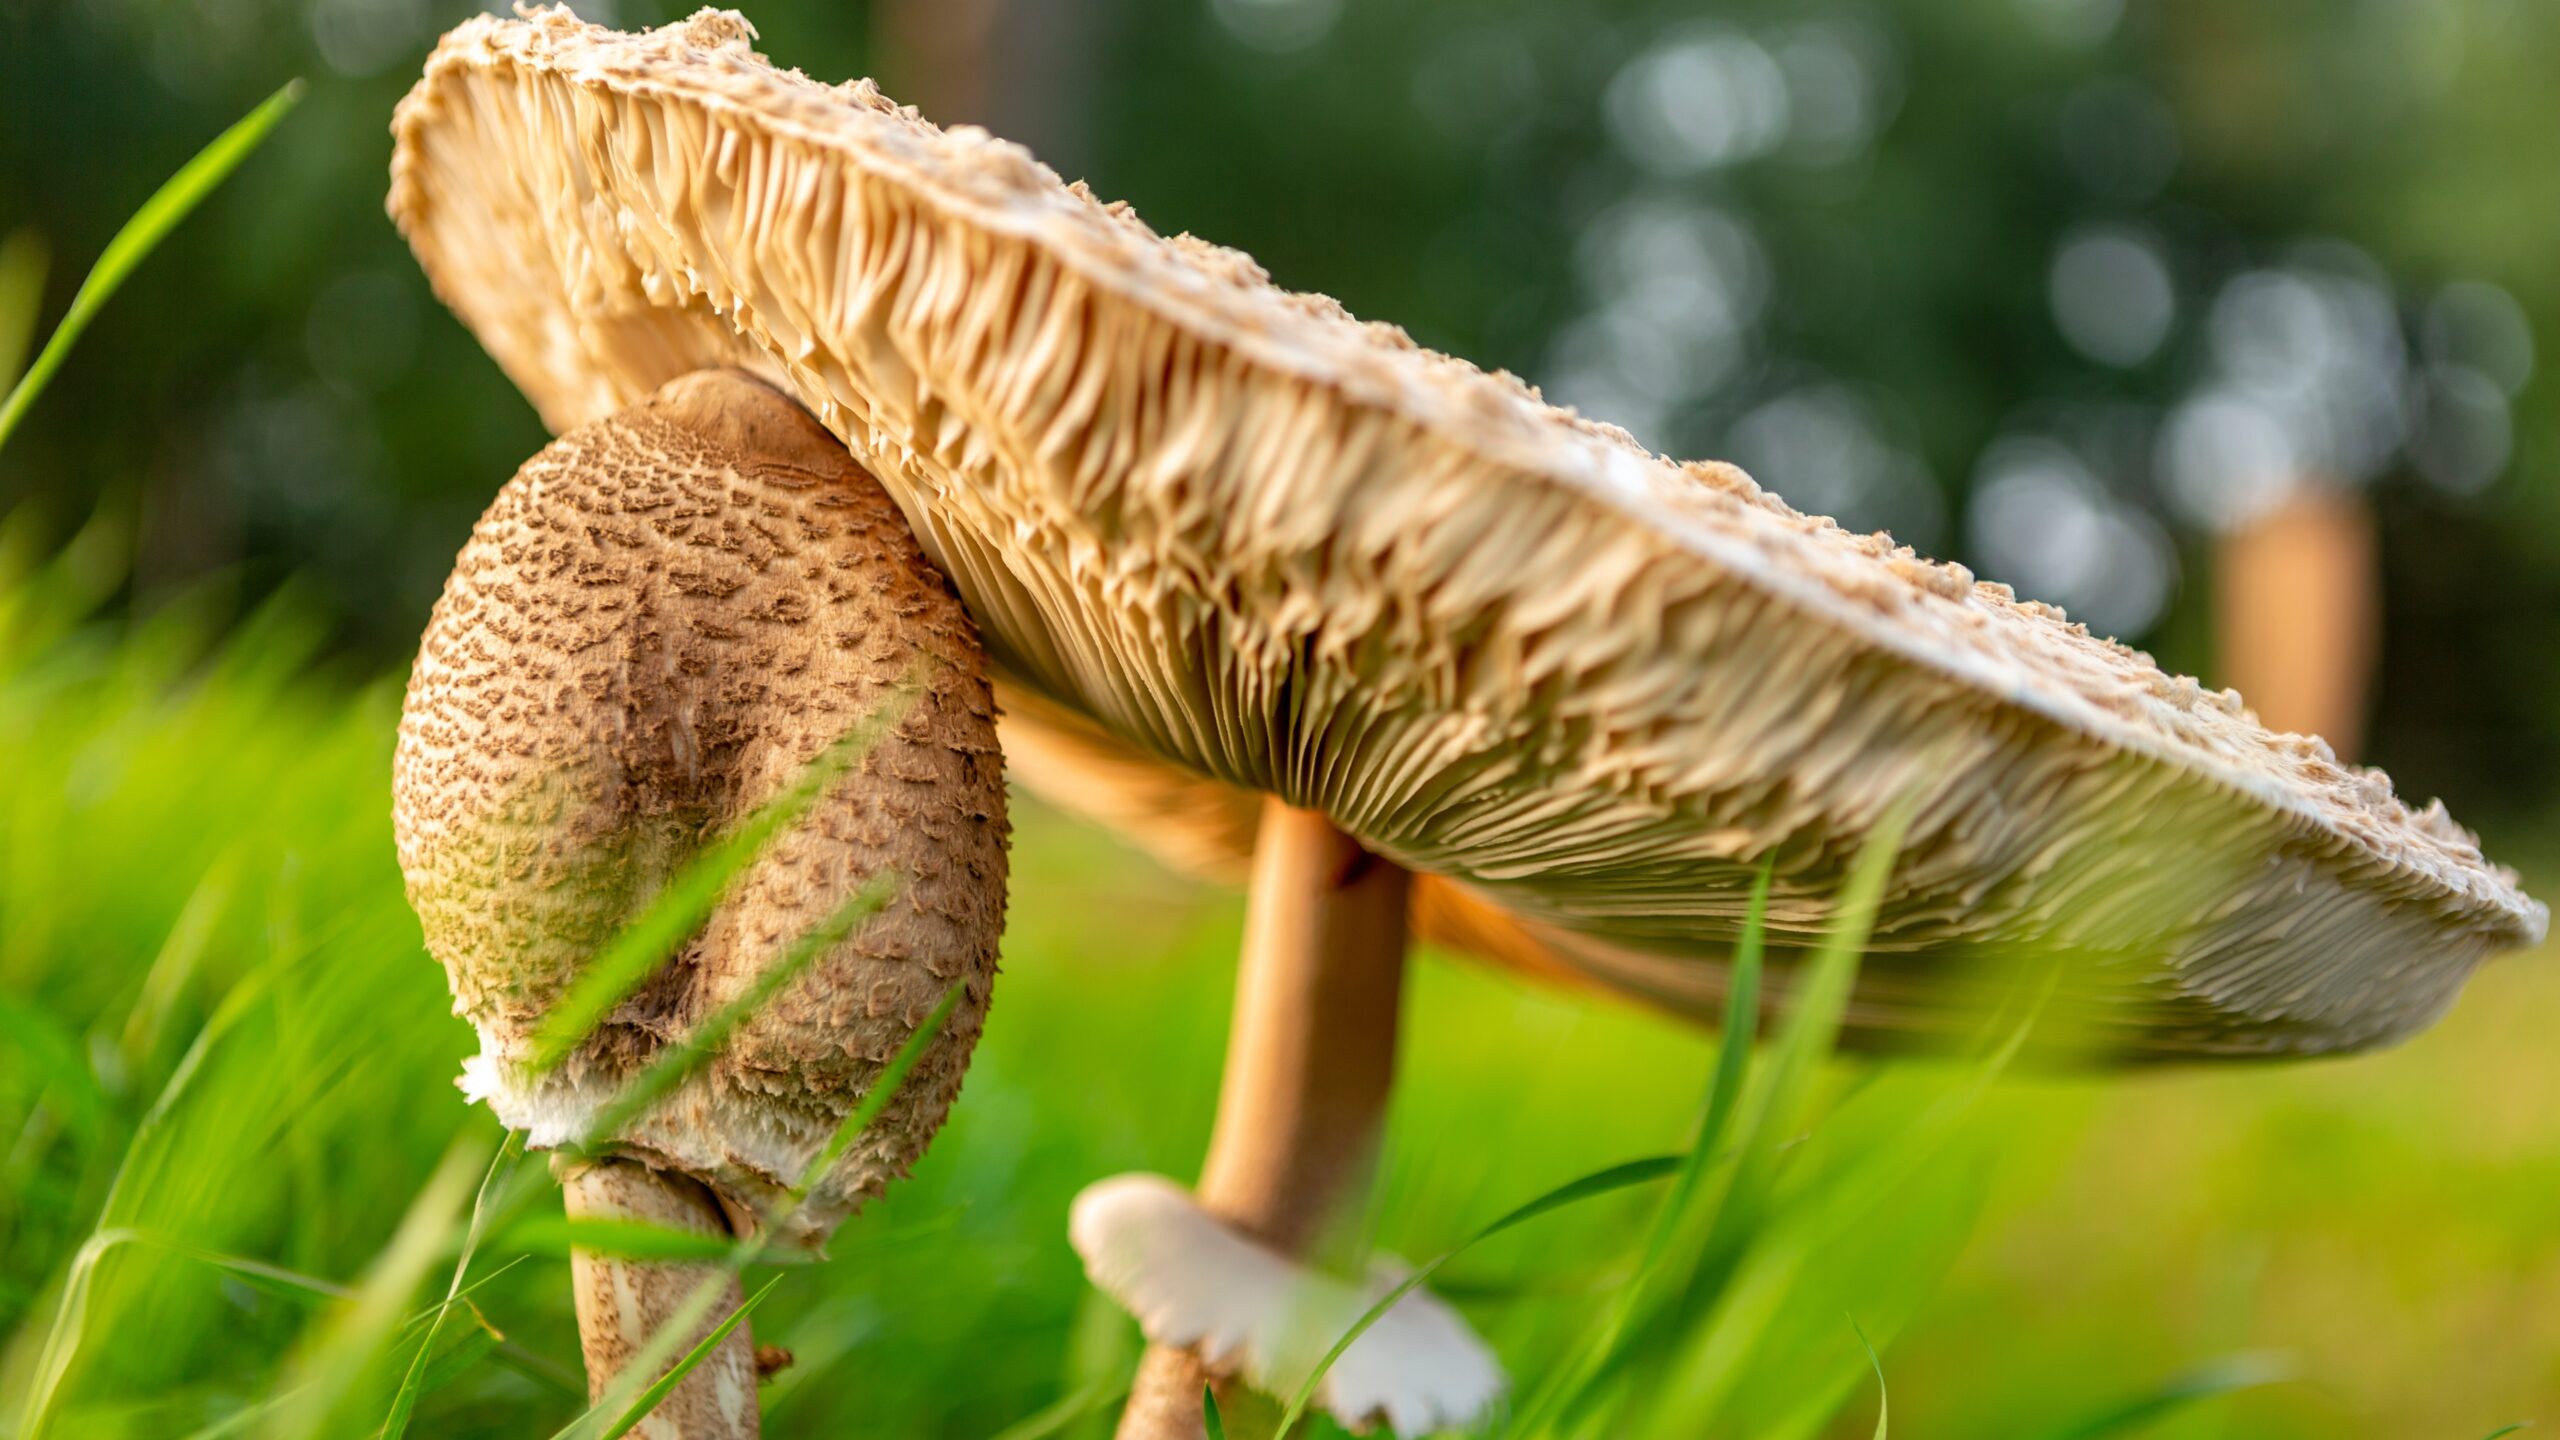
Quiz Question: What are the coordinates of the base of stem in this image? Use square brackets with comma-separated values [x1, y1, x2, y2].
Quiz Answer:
[559, 1156, 762, 1440]
[1115, 800, 1413, 1439]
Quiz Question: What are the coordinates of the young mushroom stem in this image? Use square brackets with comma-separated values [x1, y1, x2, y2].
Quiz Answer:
[559, 1158, 761, 1439]
[1119, 800, 1412, 1440]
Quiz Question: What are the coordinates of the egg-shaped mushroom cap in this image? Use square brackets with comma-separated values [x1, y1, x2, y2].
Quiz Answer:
[396, 370, 1008, 1247]
[391, 8, 2543, 1059]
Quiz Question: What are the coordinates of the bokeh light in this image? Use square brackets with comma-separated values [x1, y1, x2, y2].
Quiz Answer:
[1970, 434, 2176, 637]
[2048, 224, 2176, 367]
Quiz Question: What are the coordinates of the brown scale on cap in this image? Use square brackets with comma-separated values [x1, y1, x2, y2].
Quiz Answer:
[394, 368, 1008, 1251]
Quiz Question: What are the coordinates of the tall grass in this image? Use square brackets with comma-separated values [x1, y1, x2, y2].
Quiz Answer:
[0, 515, 2247, 1436]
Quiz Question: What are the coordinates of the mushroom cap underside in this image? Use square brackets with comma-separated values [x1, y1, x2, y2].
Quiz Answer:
[388, 8, 2545, 1059]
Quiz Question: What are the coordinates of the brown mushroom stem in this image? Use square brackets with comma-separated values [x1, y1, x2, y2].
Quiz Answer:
[560, 1158, 762, 1440]
[1119, 800, 1412, 1440]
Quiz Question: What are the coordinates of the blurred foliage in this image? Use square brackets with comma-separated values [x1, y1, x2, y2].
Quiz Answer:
[5, 0, 2560, 821]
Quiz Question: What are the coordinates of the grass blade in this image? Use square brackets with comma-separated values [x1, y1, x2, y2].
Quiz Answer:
[1640, 965, 2054, 1440]
[548, 1269, 746, 1440]
[15, 965, 282, 1439]
[379, 1133, 523, 1439]
[545, 981, 967, 1440]
[1854, 1320, 1887, 1440]
[177, 1392, 304, 1440]
[117, 853, 242, 1083]
[1677, 804, 1914, 1303]
[794, 981, 966, 1200]
[528, 694, 918, 1072]
[594, 1275, 782, 1440]
[0, 81, 302, 453]
[409, 1326, 502, 1401]
[1202, 1388, 1228, 1440]
[0, 229, 46, 390]
[1270, 1155, 1682, 1439]
[1515, 862, 1777, 1435]
[259, 1134, 494, 1440]
[498, 1216, 746, 1265]
[159, 1243, 348, 1305]
[987, 1384, 1134, 1440]
[1609, 807, 1913, 1439]
[2022, 1353, 2294, 1440]
[575, 873, 900, 1146]
[1659, 860, 1773, 1265]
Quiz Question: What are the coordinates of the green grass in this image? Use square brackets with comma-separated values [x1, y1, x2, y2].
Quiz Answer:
[0, 526, 2346, 1438]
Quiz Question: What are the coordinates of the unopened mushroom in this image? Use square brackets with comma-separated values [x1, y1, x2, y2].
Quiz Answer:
[389, 10, 2545, 1439]
[393, 369, 1005, 1436]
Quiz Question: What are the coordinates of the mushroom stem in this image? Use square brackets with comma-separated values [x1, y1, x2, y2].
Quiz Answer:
[559, 1158, 762, 1440]
[1118, 800, 1412, 1440]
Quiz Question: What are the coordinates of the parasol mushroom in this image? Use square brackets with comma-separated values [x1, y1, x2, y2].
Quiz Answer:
[387, 10, 2544, 1437]
[393, 369, 1006, 1436]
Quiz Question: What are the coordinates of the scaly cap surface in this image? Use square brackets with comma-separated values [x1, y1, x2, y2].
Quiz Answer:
[395, 370, 1008, 1247]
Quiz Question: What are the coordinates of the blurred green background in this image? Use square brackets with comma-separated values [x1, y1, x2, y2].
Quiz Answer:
[4, 0, 2559, 1436]
[8, 0, 2560, 820]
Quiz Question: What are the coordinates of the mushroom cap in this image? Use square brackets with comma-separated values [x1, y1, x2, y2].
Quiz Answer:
[395, 370, 1008, 1247]
[390, 8, 2543, 1059]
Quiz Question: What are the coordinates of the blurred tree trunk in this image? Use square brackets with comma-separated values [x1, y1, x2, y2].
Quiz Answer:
[2214, 486, 2377, 760]
[873, 0, 1099, 177]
